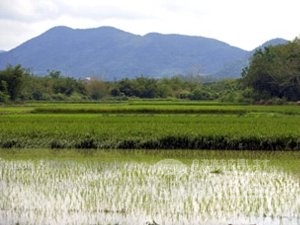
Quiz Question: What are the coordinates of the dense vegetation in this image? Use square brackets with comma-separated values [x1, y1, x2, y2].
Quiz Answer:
[242, 38, 300, 101]
[0, 65, 245, 102]
[1, 102, 300, 150]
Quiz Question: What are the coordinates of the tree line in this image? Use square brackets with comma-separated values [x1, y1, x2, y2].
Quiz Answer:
[0, 66, 243, 102]
[1, 38, 300, 103]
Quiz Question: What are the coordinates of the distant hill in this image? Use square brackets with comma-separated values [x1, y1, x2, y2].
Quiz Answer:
[254, 38, 288, 50]
[0, 26, 288, 80]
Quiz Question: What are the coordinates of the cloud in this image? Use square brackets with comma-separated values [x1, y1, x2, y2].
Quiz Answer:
[0, 0, 61, 22]
[55, 0, 153, 21]
[0, 0, 299, 50]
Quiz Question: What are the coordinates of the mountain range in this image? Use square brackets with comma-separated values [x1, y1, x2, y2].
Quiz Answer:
[0, 26, 287, 80]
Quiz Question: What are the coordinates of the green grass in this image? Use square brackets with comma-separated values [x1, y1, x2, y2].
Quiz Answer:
[0, 113, 299, 149]
[2, 101, 300, 115]
[31, 103, 300, 115]
[1, 101, 300, 150]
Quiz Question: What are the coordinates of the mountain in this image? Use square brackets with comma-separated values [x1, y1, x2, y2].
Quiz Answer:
[254, 38, 288, 51]
[0, 26, 287, 80]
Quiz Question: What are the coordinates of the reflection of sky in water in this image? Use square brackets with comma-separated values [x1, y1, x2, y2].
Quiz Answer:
[0, 158, 299, 225]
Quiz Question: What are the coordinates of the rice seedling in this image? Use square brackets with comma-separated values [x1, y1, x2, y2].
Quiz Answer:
[0, 113, 300, 150]
[0, 155, 299, 225]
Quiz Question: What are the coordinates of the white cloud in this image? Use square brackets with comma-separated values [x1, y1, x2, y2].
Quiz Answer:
[0, 0, 61, 22]
[0, 0, 299, 50]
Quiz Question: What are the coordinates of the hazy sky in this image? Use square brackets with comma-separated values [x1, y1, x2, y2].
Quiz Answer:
[0, 0, 299, 51]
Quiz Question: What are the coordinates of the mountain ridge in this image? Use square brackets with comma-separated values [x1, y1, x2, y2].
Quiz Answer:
[0, 26, 288, 80]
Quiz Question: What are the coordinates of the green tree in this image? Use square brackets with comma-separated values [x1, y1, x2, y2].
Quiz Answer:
[0, 65, 27, 101]
[0, 80, 9, 102]
[242, 39, 300, 101]
[85, 79, 109, 100]
[117, 76, 160, 98]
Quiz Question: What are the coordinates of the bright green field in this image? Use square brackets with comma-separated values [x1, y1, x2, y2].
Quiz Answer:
[2, 101, 300, 114]
[1, 101, 300, 149]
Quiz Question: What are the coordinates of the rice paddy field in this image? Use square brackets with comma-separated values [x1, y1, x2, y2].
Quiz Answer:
[1, 101, 300, 150]
[0, 101, 300, 225]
